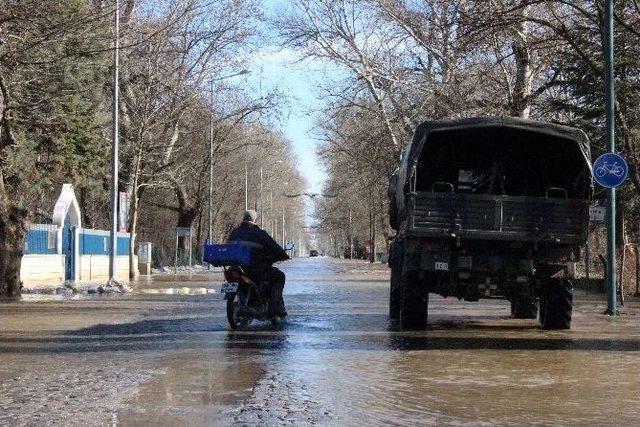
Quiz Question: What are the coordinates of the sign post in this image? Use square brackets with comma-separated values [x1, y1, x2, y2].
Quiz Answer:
[603, 0, 616, 315]
[593, 151, 628, 315]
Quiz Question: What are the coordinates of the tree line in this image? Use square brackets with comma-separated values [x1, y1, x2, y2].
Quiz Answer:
[0, 0, 305, 296]
[281, 0, 639, 260]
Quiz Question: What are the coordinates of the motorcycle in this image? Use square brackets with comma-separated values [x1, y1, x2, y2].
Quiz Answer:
[221, 265, 282, 329]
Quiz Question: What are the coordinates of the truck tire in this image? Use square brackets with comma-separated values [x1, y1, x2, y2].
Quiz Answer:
[399, 269, 428, 330]
[539, 279, 572, 330]
[388, 239, 403, 321]
[389, 262, 401, 320]
[510, 296, 538, 319]
[538, 295, 547, 325]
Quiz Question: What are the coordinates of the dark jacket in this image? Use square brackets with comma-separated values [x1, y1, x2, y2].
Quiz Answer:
[227, 221, 289, 270]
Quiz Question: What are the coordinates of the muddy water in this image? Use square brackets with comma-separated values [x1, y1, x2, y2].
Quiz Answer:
[1, 257, 639, 426]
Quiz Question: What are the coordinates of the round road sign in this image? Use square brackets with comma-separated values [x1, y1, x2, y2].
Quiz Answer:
[592, 152, 628, 188]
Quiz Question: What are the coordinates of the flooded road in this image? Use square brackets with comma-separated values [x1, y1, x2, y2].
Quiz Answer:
[2, 257, 639, 426]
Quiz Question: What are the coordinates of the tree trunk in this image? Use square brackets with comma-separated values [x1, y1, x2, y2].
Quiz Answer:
[176, 207, 198, 250]
[510, 13, 532, 118]
[0, 203, 28, 298]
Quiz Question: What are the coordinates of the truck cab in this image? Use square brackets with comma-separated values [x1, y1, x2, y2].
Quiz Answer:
[388, 117, 592, 330]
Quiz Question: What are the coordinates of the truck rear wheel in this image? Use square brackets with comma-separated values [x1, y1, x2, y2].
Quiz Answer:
[511, 296, 538, 319]
[539, 279, 572, 330]
[389, 262, 401, 320]
[399, 270, 428, 330]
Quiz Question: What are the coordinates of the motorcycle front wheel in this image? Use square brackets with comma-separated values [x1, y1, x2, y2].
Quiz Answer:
[226, 292, 251, 330]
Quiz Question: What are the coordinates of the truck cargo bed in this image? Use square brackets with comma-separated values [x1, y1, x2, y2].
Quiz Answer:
[407, 192, 589, 244]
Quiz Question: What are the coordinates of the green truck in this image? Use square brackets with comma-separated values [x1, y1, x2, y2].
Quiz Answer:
[388, 117, 592, 330]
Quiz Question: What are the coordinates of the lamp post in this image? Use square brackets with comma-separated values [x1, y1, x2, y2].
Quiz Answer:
[206, 69, 249, 246]
[108, 0, 120, 281]
[282, 207, 286, 247]
[281, 182, 289, 247]
[244, 161, 248, 211]
[368, 187, 375, 263]
[349, 208, 354, 259]
[270, 190, 274, 235]
[259, 167, 263, 228]
[208, 78, 214, 244]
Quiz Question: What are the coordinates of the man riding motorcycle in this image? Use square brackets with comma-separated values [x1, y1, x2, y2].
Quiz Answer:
[227, 210, 290, 317]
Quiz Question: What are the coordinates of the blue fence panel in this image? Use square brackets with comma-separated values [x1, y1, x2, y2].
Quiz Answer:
[80, 229, 130, 256]
[80, 232, 108, 255]
[24, 225, 57, 255]
[117, 235, 129, 256]
[24, 225, 131, 256]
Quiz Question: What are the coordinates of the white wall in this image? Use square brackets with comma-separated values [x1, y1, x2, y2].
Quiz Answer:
[78, 255, 138, 281]
[20, 254, 138, 287]
[20, 254, 65, 285]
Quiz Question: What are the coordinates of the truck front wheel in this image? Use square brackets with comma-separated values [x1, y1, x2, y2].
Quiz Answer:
[389, 262, 402, 320]
[399, 270, 428, 330]
[389, 240, 403, 321]
[539, 279, 572, 330]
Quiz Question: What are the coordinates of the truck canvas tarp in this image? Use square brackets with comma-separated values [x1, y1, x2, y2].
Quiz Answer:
[388, 117, 593, 331]
[391, 117, 593, 244]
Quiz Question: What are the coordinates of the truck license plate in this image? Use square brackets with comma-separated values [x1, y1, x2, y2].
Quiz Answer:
[434, 262, 449, 271]
[220, 282, 238, 293]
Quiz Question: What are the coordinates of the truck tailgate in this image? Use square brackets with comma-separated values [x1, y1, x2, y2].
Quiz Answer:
[408, 192, 589, 243]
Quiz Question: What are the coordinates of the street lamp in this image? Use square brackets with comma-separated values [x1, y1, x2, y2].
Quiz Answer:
[281, 181, 289, 247]
[244, 160, 248, 211]
[259, 167, 263, 228]
[349, 208, 353, 260]
[108, 0, 120, 281]
[207, 69, 250, 244]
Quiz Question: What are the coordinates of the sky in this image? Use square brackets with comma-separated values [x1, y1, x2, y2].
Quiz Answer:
[241, 0, 333, 194]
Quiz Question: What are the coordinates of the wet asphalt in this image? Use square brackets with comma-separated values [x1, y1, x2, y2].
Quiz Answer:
[1, 257, 639, 426]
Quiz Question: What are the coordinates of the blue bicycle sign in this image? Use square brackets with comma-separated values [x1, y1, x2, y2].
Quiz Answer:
[592, 153, 628, 188]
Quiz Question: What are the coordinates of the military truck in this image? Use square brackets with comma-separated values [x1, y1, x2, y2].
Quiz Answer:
[387, 117, 592, 330]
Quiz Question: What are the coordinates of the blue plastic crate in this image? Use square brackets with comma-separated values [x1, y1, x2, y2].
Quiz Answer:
[203, 243, 252, 266]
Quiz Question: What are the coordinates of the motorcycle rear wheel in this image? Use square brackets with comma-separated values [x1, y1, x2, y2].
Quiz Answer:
[226, 294, 251, 330]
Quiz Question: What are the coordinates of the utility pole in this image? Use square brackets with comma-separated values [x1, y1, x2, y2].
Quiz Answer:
[282, 207, 285, 247]
[604, 0, 617, 315]
[369, 189, 375, 263]
[108, 0, 120, 281]
[244, 162, 248, 211]
[270, 190, 274, 235]
[349, 208, 354, 259]
[204, 69, 250, 244]
[208, 79, 214, 244]
[260, 167, 264, 228]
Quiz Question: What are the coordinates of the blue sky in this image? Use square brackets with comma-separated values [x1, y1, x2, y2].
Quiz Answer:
[241, 0, 333, 194]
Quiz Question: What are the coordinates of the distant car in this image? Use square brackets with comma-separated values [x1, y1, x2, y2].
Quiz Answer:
[309, 250, 319, 257]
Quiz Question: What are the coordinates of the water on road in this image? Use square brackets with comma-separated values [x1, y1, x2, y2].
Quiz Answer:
[1, 257, 639, 426]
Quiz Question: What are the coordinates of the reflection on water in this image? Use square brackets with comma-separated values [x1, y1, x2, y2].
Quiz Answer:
[278, 344, 640, 426]
[118, 348, 267, 426]
[225, 258, 640, 426]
